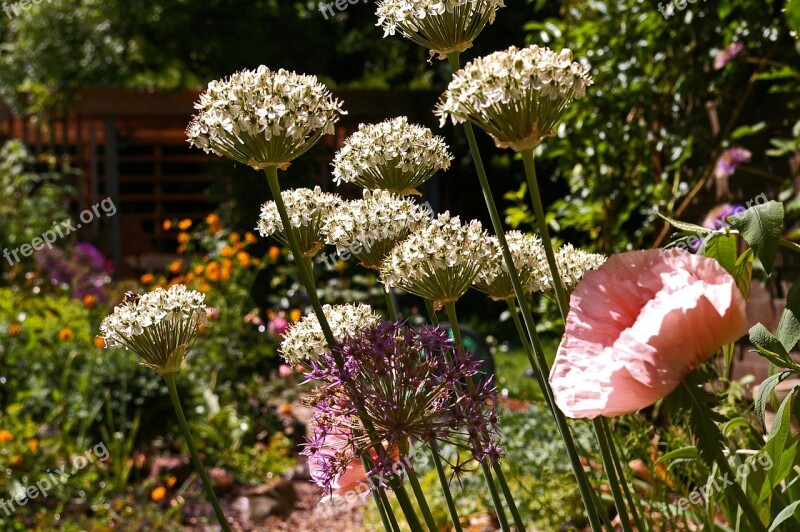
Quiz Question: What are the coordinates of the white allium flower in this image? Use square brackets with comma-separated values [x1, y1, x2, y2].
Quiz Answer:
[473, 231, 546, 301]
[322, 189, 430, 270]
[380, 212, 493, 309]
[280, 304, 380, 364]
[100, 285, 208, 374]
[535, 244, 606, 293]
[332, 117, 452, 195]
[257, 187, 342, 257]
[187, 66, 346, 169]
[376, 0, 506, 57]
[436, 45, 592, 151]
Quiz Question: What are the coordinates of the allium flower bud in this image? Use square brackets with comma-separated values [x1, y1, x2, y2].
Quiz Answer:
[99, 285, 208, 375]
[436, 45, 592, 151]
[257, 187, 342, 257]
[187, 66, 345, 170]
[376, 0, 506, 58]
[332, 117, 452, 195]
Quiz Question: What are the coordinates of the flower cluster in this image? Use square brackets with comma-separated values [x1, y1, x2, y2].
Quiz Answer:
[536, 244, 606, 293]
[332, 117, 452, 195]
[186, 66, 345, 169]
[257, 187, 342, 257]
[436, 45, 592, 151]
[380, 213, 493, 309]
[279, 304, 380, 364]
[376, 0, 506, 57]
[322, 190, 430, 270]
[99, 285, 208, 374]
[473, 231, 546, 300]
[302, 321, 501, 496]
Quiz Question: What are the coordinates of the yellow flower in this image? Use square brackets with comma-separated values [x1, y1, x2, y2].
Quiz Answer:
[58, 328, 74, 341]
[177, 232, 190, 245]
[140, 273, 154, 285]
[8, 323, 20, 336]
[178, 218, 193, 231]
[83, 294, 96, 308]
[162, 220, 172, 231]
[150, 486, 167, 502]
[169, 260, 182, 275]
[28, 439, 38, 453]
[245, 232, 258, 244]
[290, 309, 302, 323]
[269, 246, 281, 262]
[0, 430, 12, 442]
[93, 336, 106, 349]
[220, 246, 234, 258]
[228, 232, 241, 244]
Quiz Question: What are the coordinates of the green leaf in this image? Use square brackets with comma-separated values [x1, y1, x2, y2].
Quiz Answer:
[749, 324, 799, 370]
[769, 500, 800, 531]
[654, 209, 709, 234]
[755, 371, 792, 431]
[763, 387, 800, 495]
[731, 122, 767, 140]
[776, 281, 800, 352]
[654, 446, 700, 466]
[699, 232, 738, 275]
[665, 371, 727, 466]
[732, 249, 754, 299]
[729, 201, 785, 276]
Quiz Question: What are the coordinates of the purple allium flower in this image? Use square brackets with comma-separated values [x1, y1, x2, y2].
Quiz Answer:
[714, 42, 745, 70]
[301, 320, 502, 498]
[702, 203, 745, 231]
[714, 147, 751, 179]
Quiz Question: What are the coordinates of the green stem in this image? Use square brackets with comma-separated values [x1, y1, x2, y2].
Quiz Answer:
[265, 168, 337, 349]
[379, 488, 402, 532]
[492, 462, 527, 531]
[520, 149, 569, 316]
[604, 418, 647, 532]
[384, 289, 398, 321]
[592, 418, 633, 532]
[447, 50, 603, 530]
[407, 470, 439, 532]
[393, 480, 426, 531]
[362, 455, 396, 532]
[163, 373, 230, 532]
[714, 453, 767, 532]
[423, 298, 439, 325]
[429, 442, 464, 532]
[481, 462, 510, 532]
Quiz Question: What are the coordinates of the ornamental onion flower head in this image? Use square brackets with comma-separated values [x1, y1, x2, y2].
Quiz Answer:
[257, 187, 342, 257]
[187, 66, 346, 170]
[376, 0, 506, 58]
[332, 117, 452, 195]
[534, 244, 606, 293]
[436, 45, 592, 151]
[379, 212, 493, 309]
[472, 231, 546, 301]
[302, 321, 501, 496]
[99, 285, 208, 375]
[279, 304, 380, 365]
[322, 190, 431, 270]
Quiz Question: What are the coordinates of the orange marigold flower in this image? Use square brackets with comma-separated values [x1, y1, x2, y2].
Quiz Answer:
[245, 232, 257, 244]
[58, 328, 74, 341]
[268, 246, 281, 262]
[220, 246, 234, 258]
[93, 336, 106, 349]
[198, 283, 212, 293]
[11, 455, 23, 467]
[178, 218, 193, 231]
[279, 404, 292, 416]
[162, 220, 172, 231]
[177, 232, 190, 244]
[28, 439, 38, 453]
[220, 268, 231, 282]
[167, 476, 177, 489]
[0, 430, 12, 442]
[169, 260, 182, 275]
[140, 273, 154, 285]
[194, 265, 205, 275]
[236, 251, 250, 267]
[228, 232, 241, 244]
[83, 294, 97, 308]
[290, 309, 302, 323]
[252, 258, 261, 266]
[150, 486, 167, 502]
[206, 213, 220, 226]
[8, 323, 21, 336]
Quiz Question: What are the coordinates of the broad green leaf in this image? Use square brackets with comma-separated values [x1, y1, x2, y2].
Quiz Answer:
[776, 281, 800, 352]
[769, 500, 800, 531]
[763, 387, 799, 496]
[732, 249, 754, 299]
[699, 232, 738, 275]
[729, 201, 784, 275]
[749, 324, 799, 370]
[755, 371, 792, 431]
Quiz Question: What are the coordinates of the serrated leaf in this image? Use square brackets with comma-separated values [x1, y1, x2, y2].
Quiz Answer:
[729, 201, 784, 275]
[769, 500, 800, 531]
[755, 371, 792, 431]
[776, 281, 800, 352]
[665, 372, 727, 466]
[699, 232, 738, 274]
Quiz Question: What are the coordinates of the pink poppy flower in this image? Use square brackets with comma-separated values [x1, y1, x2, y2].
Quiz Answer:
[549, 249, 748, 419]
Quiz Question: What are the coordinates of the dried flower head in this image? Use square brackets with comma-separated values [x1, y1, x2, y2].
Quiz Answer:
[279, 304, 380, 364]
[473, 231, 546, 300]
[187, 66, 345, 169]
[99, 285, 208, 374]
[302, 321, 501, 496]
[322, 190, 430, 270]
[332, 117, 452, 195]
[257, 187, 342, 257]
[436, 45, 592, 151]
[535, 244, 606, 293]
[380, 212, 492, 309]
[376, 0, 506, 58]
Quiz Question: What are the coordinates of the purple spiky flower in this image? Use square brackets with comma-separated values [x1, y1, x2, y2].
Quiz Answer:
[714, 147, 751, 179]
